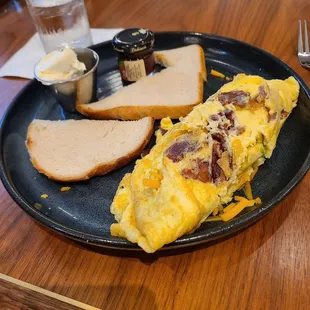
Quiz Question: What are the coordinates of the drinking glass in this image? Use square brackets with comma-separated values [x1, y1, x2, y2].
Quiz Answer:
[25, 0, 93, 53]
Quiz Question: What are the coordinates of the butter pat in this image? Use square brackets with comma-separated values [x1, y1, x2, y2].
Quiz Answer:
[35, 48, 86, 84]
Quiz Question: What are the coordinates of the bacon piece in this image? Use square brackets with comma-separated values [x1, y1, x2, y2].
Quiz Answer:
[268, 112, 277, 122]
[141, 149, 150, 158]
[281, 110, 289, 119]
[210, 114, 219, 121]
[165, 139, 198, 163]
[229, 153, 233, 170]
[249, 99, 263, 109]
[212, 141, 222, 158]
[211, 141, 225, 182]
[181, 133, 228, 183]
[224, 109, 235, 128]
[180, 130, 233, 183]
[256, 85, 267, 103]
[181, 168, 197, 180]
[209, 109, 245, 137]
[218, 90, 250, 107]
[224, 110, 245, 135]
[209, 110, 235, 131]
[159, 128, 168, 135]
[211, 132, 227, 152]
[196, 161, 212, 182]
[182, 160, 211, 183]
[212, 164, 223, 182]
[235, 126, 245, 135]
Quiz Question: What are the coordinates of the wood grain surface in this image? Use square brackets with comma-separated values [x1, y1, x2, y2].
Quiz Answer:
[1, 281, 80, 310]
[0, 0, 309, 309]
[0, 274, 99, 310]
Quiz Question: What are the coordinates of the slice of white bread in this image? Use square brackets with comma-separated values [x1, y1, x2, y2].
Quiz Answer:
[154, 44, 207, 81]
[77, 44, 206, 120]
[26, 118, 154, 182]
[77, 67, 203, 120]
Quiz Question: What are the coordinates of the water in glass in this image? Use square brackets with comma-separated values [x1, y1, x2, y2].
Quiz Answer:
[26, 0, 93, 53]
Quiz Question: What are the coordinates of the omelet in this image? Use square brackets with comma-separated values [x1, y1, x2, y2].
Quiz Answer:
[110, 74, 299, 253]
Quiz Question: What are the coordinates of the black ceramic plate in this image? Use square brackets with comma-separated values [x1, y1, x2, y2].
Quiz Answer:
[1, 32, 310, 251]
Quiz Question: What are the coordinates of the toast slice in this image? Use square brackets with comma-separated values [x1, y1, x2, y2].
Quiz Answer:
[26, 118, 154, 182]
[77, 67, 203, 120]
[77, 44, 206, 120]
[154, 44, 207, 81]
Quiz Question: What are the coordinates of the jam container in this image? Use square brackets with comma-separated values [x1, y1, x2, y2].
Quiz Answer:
[112, 28, 155, 82]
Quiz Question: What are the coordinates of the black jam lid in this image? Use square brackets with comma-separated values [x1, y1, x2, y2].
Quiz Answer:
[112, 28, 155, 54]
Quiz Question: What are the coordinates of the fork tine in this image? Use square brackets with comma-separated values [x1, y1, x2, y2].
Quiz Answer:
[304, 20, 309, 53]
[298, 20, 304, 53]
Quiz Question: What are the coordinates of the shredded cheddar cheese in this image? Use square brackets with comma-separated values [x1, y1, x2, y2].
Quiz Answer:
[60, 187, 71, 192]
[212, 207, 219, 216]
[221, 199, 249, 222]
[250, 167, 259, 180]
[237, 173, 251, 189]
[143, 159, 152, 168]
[231, 139, 243, 157]
[223, 202, 236, 213]
[234, 196, 246, 202]
[244, 182, 253, 200]
[247, 200, 256, 207]
[210, 69, 225, 79]
[206, 188, 262, 223]
[255, 197, 262, 204]
[143, 178, 161, 189]
[235, 196, 255, 206]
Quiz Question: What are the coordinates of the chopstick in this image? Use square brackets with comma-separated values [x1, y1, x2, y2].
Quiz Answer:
[0, 273, 100, 310]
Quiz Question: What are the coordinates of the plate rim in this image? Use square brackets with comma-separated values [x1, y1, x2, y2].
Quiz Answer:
[1, 31, 310, 251]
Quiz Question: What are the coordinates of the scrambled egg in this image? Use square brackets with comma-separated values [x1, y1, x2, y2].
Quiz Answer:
[110, 74, 299, 253]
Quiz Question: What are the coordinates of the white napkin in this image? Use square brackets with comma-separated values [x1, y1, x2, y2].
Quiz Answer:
[0, 28, 123, 79]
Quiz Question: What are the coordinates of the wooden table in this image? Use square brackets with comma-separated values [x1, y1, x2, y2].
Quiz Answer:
[0, 1, 309, 309]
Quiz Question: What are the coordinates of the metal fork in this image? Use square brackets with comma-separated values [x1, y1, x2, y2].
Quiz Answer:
[298, 20, 310, 69]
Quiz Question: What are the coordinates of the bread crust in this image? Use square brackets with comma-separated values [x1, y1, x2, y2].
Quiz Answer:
[26, 118, 154, 182]
[77, 72, 204, 120]
[77, 103, 197, 120]
[198, 45, 207, 81]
